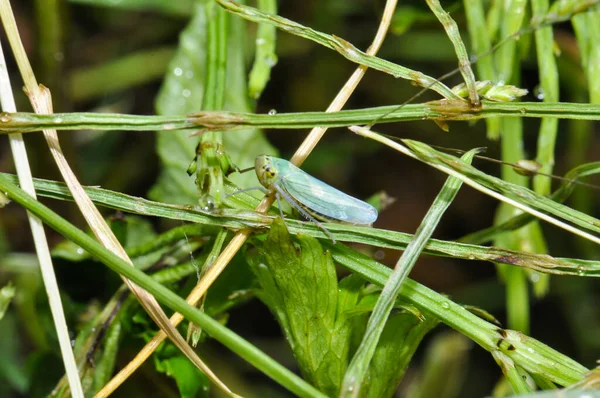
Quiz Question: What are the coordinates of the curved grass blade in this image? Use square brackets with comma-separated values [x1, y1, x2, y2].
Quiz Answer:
[351, 126, 600, 246]
[0, 172, 327, 398]
[5, 172, 600, 277]
[340, 149, 477, 397]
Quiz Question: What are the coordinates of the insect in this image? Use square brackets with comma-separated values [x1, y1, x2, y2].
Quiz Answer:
[253, 155, 378, 243]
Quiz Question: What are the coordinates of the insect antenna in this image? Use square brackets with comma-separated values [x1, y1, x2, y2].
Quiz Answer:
[237, 166, 255, 174]
[366, 4, 596, 129]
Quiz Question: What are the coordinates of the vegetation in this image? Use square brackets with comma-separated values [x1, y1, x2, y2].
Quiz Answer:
[0, 0, 599, 397]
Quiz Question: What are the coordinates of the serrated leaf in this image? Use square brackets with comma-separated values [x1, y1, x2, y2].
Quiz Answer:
[246, 219, 353, 396]
[336, 274, 364, 322]
[150, 3, 275, 205]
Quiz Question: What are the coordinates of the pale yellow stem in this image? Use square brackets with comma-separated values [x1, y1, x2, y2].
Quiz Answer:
[96, 0, 398, 396]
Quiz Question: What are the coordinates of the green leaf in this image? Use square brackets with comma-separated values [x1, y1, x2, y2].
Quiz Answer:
[52, 215, 157, 263]
[203, 252, 256, 316]
[0, 173, 328, 398]
[335, 274, 364, 322]
[150, 5, 208, 204]
[247, 219, 353, 396]
[364, 311, 439, 398]
[68, 0, 195, 16]
[248, 0, 278, 99]
[155, 348, 210, 398]
[406, 332, 472, 398]
[0, 282, 15, 320]
[341, 149, 476, 397]
[92, 321, 123, 393]
[0, 313, 28, 394]
[505, 391, 600, 398]
[150, 3, 275, 205]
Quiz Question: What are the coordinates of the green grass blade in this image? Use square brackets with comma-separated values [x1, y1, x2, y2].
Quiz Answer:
[214, 0, 460, 99]
[248, 0, 277, 99]
[426, 0, 479, 104]
[492, 351, 534, 394]
[406, 332, 471, 398]
[459, 161, 600, 244]
[5, 172, 600, 277]
[327, 245, 588, 386]
[4, 101, 600, 134]
[0, 173, 327, 398]
[341, 149, 477, 397]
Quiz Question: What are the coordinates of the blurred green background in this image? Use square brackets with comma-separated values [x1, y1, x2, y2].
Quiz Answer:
[1, 0, 599, 397]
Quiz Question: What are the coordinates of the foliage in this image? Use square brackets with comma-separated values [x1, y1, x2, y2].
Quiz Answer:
[0, 0, 599, 397]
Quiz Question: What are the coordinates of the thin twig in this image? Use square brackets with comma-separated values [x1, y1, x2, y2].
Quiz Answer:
[0, 1, 239, 397]
[0, 32, 84, 398]
[95, 0, 399, 395]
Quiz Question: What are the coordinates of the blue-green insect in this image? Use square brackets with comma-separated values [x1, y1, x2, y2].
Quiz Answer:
[253, 155, 378, 242]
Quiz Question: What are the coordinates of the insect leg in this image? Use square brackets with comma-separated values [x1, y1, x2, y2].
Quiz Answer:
[224, 186, 269, 199]
[273, 184, 337, 244]
[275, 191, 285, 220]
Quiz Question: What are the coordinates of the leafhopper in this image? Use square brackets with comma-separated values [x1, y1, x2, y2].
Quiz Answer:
[253, 155, 378, 243]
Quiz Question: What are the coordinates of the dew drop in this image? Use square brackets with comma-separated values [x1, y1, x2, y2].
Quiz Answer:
[76, 247, 84, 255]
[520, 108, 526, 115]
[200, 195, 216, 212]
[268, 109, 277, 115]
[182, 89, 191, 98]
[0, 113, 11, 122]
[527, 347, 534, 353]
[173, 67, 183, 76]
[533, 85, 545, 100]
[529, 272, 540, 283]
[265, 54, 278, 67]
[441, 302, 450, 309]
[256, 38, 266, 45]
[185, 70, 194, 79]
[54, 117, 63, 123]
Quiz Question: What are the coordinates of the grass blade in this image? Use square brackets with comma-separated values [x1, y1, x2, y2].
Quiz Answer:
[340, 149, 477, 397]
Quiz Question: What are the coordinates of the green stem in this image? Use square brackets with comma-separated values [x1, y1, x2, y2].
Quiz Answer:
[4, 172, 600, 277]
[0, 173, 327, 398]
[2, 101, 600, 134]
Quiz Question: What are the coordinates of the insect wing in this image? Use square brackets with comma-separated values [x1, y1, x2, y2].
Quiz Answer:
[279, 170, 378, 225]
